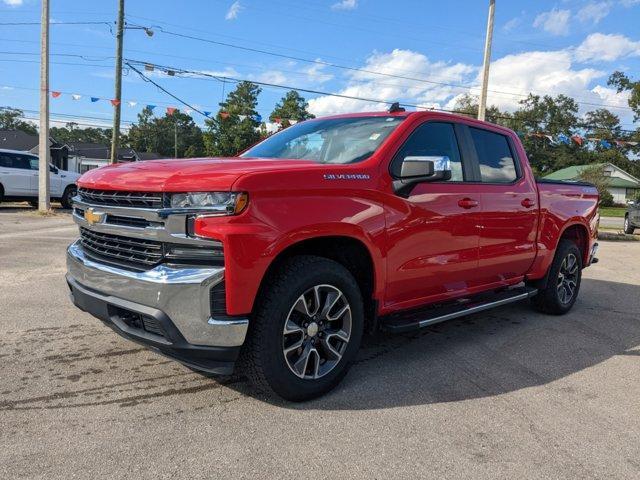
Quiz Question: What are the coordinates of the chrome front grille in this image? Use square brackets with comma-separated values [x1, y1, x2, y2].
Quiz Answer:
[80, 227, 163, 268]
[78, 188, 164, 209]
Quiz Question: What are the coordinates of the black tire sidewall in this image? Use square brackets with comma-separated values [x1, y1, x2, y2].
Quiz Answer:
[546, 240, 583, 314]
[61, 186, 77, 209]
[255, 258, 364, 401]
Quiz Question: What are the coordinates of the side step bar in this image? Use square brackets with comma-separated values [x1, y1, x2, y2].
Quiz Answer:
[381, 286, 538, 333]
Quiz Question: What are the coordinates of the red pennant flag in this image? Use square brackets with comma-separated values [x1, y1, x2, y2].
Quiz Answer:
[571, 135, 583, 146]
[274, 117, 282, 124]
[110, 99, 121, 106]
[220, 111, 230, 119]
[167, 107, 177, 115]
[51, 91, 61, 98]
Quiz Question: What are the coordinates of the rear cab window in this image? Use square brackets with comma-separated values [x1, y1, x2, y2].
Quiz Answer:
[469, 127, 518, 183]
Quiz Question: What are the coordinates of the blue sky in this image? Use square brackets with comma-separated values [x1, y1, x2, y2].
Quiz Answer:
[1, 0, 639, 131]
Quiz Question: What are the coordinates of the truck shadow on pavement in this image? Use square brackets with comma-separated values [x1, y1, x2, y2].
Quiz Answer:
[229, 278, 640, 409]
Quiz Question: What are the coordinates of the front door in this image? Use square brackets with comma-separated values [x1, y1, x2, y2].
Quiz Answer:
[384, 121, 482, 310]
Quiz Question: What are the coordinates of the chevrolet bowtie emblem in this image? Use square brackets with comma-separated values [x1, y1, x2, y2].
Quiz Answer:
[84, 207, 105, 225]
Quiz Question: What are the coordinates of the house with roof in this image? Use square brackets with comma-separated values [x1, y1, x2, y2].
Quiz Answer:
[0, 130, 69, 170]
[66, 142, 169, 173]
[543, 163, 640, 204]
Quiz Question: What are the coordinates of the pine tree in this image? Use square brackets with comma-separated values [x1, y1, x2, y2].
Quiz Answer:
[269, 90, 314, 129]
[204, 81, 262, 156]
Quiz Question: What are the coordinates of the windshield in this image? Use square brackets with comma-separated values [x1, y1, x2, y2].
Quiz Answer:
[241, 116, 405, 164]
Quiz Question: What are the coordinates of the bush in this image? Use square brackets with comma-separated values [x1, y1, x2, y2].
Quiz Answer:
[600, 189, 615, 207]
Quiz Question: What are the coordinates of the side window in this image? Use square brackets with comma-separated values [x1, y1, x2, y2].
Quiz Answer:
[0, 154, 12, 168]
[0, 154, 31, 170]
[469, 128, 518, 183]
[392, 122, 464, 181]
[27, 157, 39, 170]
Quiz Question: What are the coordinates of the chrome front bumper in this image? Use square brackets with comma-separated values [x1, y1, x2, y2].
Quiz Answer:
[66, 241, 248, 348]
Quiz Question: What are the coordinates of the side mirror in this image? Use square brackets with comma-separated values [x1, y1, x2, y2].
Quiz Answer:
[393, 155, 452, 196]
[50, 165, 59, 174]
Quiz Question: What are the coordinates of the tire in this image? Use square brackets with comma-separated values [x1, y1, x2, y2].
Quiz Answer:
[60, 185, 77, 209]
[240, 255, 364, 401]
[624, 215, 635, 235]
[531, 239, 583, 315]
[0, 184, 4, 203]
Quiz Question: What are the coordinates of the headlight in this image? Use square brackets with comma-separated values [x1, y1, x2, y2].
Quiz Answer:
[169, 192, 248, 215]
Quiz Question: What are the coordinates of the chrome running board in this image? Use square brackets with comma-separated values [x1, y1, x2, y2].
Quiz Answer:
[381, 286, 538, 333]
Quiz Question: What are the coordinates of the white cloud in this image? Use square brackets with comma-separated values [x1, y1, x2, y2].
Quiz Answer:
[308, 49, 475, 117]
[577, 1, 612, 24]
[225, 1, 243, 20]
[503, 17, 522, 32]
[306, 42, 634, 125]
[533, 8, 571, 36]
[620, 0, 640, 6]
[2, 0, 24, 6]
[331, 0, 357, 11]
[253, 70, 288, 85]
[303, 61, 334, 84]
[574, 33, 640, 62]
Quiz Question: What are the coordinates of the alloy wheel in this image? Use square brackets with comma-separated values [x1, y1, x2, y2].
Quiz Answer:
[556, 253, 579, 305]
[282, 284, 352, 380]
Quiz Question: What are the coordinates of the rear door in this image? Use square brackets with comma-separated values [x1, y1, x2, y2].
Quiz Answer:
[466, 126, 539, 285]
[0, 153, 33, 195]
[384, 121, 483, 308]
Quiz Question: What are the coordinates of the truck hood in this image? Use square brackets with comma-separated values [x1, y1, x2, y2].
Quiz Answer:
[77, 157, 315, 191]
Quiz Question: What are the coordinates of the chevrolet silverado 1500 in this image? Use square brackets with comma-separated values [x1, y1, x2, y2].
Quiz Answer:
[66, 109, 599, 401]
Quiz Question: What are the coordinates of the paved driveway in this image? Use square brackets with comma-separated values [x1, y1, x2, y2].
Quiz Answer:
[1, 210, 639, 479]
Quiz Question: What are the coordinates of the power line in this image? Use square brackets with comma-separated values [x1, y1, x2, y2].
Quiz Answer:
[0, 21, 113, 26]
[125, 63, 206, 116]
[124, 59, 639, 134]
[135, 23, 634, 112]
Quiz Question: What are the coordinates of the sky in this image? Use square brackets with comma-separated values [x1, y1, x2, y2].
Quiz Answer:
[1, 0, 639, 132]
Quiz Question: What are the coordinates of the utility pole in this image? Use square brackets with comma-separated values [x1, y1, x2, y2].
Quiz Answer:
[110, 0, 125, 164]
[478, 0, 495, 122]
[174, 120, 178, 158]
[38, 0, 50, 212]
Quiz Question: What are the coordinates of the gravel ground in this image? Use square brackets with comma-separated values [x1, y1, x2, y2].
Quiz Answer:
[1, 208, 639, 479]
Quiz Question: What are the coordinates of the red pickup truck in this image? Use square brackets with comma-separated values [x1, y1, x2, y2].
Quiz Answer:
[66, 108, 599, 401]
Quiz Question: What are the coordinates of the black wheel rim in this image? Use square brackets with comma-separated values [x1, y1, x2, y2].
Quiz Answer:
[557, 253, 579, 305]
[282, 284, 352, 380]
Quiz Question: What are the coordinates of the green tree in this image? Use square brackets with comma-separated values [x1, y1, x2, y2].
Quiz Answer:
[578, 164, 614, 207]
[128, 107, 204, 158]
[0, 107, 37, 135]
[50, 122, 112, 145]
[584, 109, 622, 140]
[608, 71, 640, 121]
[269, 90, 314, 128]
[451, 94, 508, 126]
[204, 81, 262, 156]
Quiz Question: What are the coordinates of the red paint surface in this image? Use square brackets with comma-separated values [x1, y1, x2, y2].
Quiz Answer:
[79, 111, 599, 316]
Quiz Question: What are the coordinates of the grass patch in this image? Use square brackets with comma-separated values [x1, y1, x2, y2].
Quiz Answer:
[599, 207, 627, 218]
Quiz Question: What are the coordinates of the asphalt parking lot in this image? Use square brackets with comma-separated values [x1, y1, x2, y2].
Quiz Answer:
[1, 205, 639, 479]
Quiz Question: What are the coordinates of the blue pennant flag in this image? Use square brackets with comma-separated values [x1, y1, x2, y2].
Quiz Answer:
[203, 111, 212, 117]
[600, 139, 611, 149]
[254, 114, 262, 122]
[90, 97, 99, 103]
[147, 105, 156, 111]
[557, 133, 570, 145]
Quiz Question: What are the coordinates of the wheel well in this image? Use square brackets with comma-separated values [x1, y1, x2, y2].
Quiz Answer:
[559, 224, 589, 264]
[259, 236, 377, 329]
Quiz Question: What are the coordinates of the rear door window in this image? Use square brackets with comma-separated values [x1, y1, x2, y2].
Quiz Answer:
[0, 153, 31, 170]
[392, 122, 464, 181]
[469, 127, 518, 183]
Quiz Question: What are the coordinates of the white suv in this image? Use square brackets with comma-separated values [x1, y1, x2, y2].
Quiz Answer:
[0, 148, 81, 208]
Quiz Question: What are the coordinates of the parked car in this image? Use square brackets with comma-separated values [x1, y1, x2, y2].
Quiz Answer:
[0, 148, 80, 208]
[65, 109, 600, 401]
[624, 199, 639, 234]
